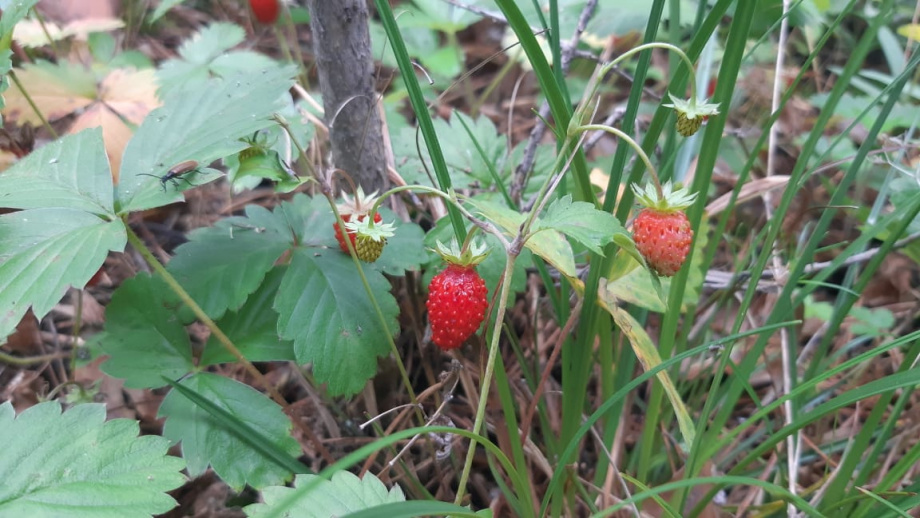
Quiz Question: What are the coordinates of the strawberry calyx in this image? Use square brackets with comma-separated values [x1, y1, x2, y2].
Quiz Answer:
[663, 93, 721, 123]
[344, 217, 396, 243]
[431, 239, 489, 268]
[631, 181, 697, 213]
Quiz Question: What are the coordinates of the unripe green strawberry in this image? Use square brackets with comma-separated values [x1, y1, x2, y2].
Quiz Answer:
[344, 217, 395, 263]
[631, 182, 697, 277]
[675, 112, 703, 137]
[664, 93, 720, 137]
[427, 240, 489, 350]
[333, 188, 381, 254]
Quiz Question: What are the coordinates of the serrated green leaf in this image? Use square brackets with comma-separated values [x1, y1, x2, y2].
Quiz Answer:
[0, 0, 41, 48]
[156, 23, 277, 97]
[0, 129, 114, 214]
[275, 250, 399, 396]
[0, 208, 125, 343]
[99, 274, 195, 388]
[467, 198, 578, 282]
[159, 373, 301, 491]
[117, 66, 295, 213]
[167, 211, 291, 320]
[201, 267, 295, 365]
[0, 401, 185, 518]
[535, 195, 623, 255]
[245, 472, 405, 518]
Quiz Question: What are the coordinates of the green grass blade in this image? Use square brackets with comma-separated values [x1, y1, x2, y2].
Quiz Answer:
[372, 0, 466, 240]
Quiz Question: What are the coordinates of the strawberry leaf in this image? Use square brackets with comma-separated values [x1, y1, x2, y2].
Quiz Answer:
[117, 65, 295, 213]
[275, 250, 399, 396]
[166, 206, 292, 320]
[468, 197, 578, 283]
[0, 209, 125, 344]
[245, 472, 405, 517]
[201, 267, 295, 365]
[0, 129, 114, 214]
[536, 195, 626, 255]
[99, 273, 195, 388]
[0, 401, 185, 517]
[155, 23, 278, 98]
[159, 373, 301, 491]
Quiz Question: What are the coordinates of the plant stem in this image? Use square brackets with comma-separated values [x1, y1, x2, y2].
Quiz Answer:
[124, 223, 336, 464]
[575, 123, 662, 193]
[454, 249, 518, 505]
[371, 184, 512, 250]
[8, 70, 57, 139]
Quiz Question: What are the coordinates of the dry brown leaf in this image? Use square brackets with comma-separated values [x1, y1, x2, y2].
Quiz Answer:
[3, 64, 95, 124]
[69, 105, 134, 180]
[706, 176, 791, 216]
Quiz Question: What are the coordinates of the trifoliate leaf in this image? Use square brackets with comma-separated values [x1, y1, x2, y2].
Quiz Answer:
[159, 373, 301, 491]
[118, 65, 295, 213]
[245, 472, 405, 518]
[0, 401, 185, 518]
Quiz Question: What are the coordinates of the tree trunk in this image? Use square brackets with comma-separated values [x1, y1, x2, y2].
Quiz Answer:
[307, 0, 388, 194]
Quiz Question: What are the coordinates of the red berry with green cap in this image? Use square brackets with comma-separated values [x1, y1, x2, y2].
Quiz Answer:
[427, 240, 489, 350]
[631, 182, 697, 277]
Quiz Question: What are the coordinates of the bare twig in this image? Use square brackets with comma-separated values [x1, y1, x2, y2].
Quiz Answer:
[508, 0, 600, 205]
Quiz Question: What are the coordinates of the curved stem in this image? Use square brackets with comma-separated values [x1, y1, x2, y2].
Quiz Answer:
[371, 184, 513, 250]
[575, 123, 662, 194]
[124, 224, 336, 464]
[0, 349, 71, 366]
[454, 250, 518, 505]
[592, 42, 698, 104]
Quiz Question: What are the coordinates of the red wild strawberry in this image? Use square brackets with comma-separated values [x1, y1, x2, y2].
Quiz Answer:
[631, 182, 697, 277]
[333, 188, 382, 254]
[427, 240, 489, 350]
[249, 0, 280, 24]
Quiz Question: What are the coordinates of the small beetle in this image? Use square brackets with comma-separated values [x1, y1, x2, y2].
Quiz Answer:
[139, 160, 201, 191]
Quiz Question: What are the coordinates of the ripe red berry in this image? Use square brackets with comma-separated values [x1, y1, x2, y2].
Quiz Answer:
[633, 208, 693, 277]
[426, 240, 490, 350]
[631, 182, 697, 277]
[428, 265, 488, 350]
[249, 0, 280, 24]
